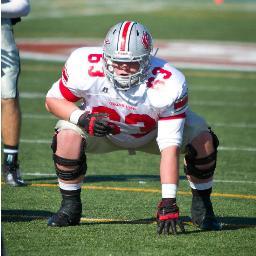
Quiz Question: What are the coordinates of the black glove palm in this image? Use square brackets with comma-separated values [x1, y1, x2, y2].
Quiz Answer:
[78, 112, 112, 137]
[156, 198, 185, 235]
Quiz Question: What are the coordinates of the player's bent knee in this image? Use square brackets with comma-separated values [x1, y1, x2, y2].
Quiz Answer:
[53, 154, 87, 180]
[51, 132, 87, 181]
[184, 129, 219, 179]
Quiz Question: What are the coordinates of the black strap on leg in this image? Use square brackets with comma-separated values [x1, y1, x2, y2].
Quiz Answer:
[184, 128, 219, 179]
[51, 132, 87, 181]
[53, 154, 87, 180]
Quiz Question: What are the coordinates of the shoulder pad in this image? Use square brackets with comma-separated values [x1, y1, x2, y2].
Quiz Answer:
[147, 60, 186, 108]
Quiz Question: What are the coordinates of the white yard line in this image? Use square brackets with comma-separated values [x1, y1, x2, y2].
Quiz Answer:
[20, 93, 256, 108]
[212, 123, 256, 129]
[20, 139, 256, 152]
[23, 113, 256, 129]
[23, 113, 56, 119]
[21, 139, 51, 144]
[20, 92, 46, 98]
[191, 100, 256, 107]
[191, 86, 255, 93]
[20, 52, 66, 62]
[21, 172, 256, 185]
[218, 146, 256, 152]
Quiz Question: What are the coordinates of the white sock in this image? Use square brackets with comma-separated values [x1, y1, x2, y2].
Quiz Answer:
[188, 180, 213, 190]
[58, 180, 82, 191]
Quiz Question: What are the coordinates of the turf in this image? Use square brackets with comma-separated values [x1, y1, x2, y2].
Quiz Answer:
[2, 1, 256, 256]
[15, 6, 256, 42]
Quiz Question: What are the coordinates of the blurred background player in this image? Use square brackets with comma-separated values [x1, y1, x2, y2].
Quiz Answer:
[45, 21, 222, 234]
[1, 0, 31, 186]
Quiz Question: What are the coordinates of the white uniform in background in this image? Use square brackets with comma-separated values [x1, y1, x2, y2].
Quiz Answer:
[1, 0, 30, 98]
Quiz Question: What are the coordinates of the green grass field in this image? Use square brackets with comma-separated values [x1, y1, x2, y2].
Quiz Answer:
[2, 1, 256, 256]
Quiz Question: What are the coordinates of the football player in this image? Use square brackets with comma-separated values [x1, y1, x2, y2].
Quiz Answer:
[1, 0, 31, 186]
[45, 21, 222, 234]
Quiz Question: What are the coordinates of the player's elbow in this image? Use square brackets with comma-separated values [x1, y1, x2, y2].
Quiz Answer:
[45, 97, 54, 113]
[45, 101, 50, 112]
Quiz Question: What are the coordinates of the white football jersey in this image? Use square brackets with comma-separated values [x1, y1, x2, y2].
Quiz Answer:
[47, 47, 189, 149]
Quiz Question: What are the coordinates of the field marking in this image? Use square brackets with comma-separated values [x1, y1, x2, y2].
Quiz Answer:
[1, 214, 255, 229]
[23, 113, 56, 119]
[185, 71, 256, 80]
[6, 183, 250, 200]
[21, 139, 51, 144]
[21, 63, 256, 81]
[22, 113, 256, 129]
[218, 146, 256, 152]
[20, 92, 47, 98]
[214, 179, 256, 184]
[20, 89, 256, 98]
[21, 173, 256, 185]
[19, 139, 256, 152]
[2, 181, 256, 199]
[19, 93, 256, 108]
[192, 86, 255, 93]
[191, 101, 256, 107]
[212, 123, 256, 129]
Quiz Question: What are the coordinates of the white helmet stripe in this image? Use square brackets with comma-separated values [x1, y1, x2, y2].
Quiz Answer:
[118, 21, 135, 52]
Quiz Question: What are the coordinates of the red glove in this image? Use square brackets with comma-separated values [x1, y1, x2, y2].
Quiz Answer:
[156, 198, 185, 235]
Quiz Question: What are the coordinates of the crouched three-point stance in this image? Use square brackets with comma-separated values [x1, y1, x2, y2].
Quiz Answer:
[46, 20, 222, 233]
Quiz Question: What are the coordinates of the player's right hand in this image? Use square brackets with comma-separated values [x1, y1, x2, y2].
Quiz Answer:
[78, 112, 113, 136]
[156, 198, 185, 235]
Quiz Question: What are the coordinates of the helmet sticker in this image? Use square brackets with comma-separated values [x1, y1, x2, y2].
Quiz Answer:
[104, 39, 110, 46]
[142, 31, 151, 50]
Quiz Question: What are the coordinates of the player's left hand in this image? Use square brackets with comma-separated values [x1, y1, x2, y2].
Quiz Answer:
[156, 198, 185, 235]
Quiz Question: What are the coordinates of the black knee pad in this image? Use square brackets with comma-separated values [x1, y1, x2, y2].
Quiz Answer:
[184, 128, 219, 179]
[51, 132, 87, 180]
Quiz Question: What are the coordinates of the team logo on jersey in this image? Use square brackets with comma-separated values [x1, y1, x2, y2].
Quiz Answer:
[142, 31, 150, 50]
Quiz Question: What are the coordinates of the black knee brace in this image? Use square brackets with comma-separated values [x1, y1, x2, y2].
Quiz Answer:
[51, 133, 87, 181]
[184, 129, 219, 179]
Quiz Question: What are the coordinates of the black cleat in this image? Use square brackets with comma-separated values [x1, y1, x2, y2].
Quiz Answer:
[191, 195, 222, 231]
[2, 164, 26, 187]
[48, 199, 82, 227]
